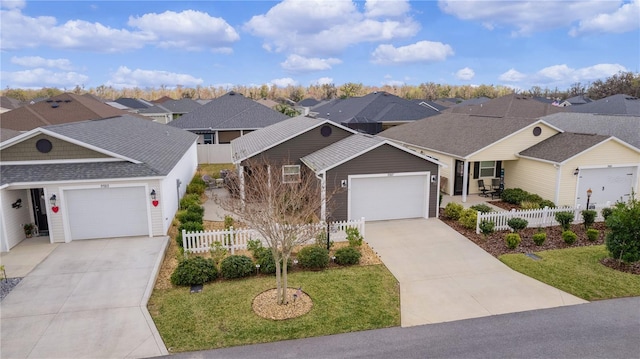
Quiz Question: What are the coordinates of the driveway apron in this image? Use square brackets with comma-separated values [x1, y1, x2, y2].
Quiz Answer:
[0, 236, 169, 359]
[365, 219, 587, 327]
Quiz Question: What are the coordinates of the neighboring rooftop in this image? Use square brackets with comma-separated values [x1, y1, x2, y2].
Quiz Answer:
[541, 112, 640, 149]
[565, 94, 640, 115]
[114, 98, 154, 110]
[448, 93, 566, 118]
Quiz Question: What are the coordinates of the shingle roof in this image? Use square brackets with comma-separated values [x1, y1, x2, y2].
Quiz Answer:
[541, 112, 640, 149]
[448, 93, 566, 118]
[298, 98, 321, 107]
[167, 91, 288, 130]
[0, 128, 23, 142]
[312, 92, 440, 125]
[114, 98, 153, 109]
[1, 115, 197, 185]
[0, 96, 23, 110]
[450, 97, 492, 107]
[565, 94, 640, 115]
[565, 95, 593, 105]
[301, 134, 385, 172]
[157, 98, 202, 114]
[518, 132, 612, 163]
[379, 113, 540, 158]
[0, 93, 129, 131]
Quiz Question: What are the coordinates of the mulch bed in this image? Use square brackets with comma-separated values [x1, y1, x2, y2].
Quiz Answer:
[440, 204, 639, 276]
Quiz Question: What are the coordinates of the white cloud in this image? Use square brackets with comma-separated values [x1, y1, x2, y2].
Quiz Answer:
[244, 0, 420, 56]
[371, 41, 454, 65]
[106, 66, 203, 89]
[313, 77, 334, 85]
[456, 67, 475, 81]
[270, 77, 298, 87]
[365, 0, 411, 18]
[382, 79, 405, 87]
[11, 56, 74, 70]
[281, 55, 342, 72]
[438, 0, 625, 36]
[0, 0, 25, 10]
[127, 10, 239, 51]
[499, 69, 527, 82]
[570, 0, 640, 36]
[1, 68, 88, 88]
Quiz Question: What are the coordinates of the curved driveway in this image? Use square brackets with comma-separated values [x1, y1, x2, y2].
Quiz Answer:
[365, 219, 587, 327]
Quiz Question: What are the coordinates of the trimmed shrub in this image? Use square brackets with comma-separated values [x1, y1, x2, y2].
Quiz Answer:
[345, 227, 363, 247]
[470, 204, 493, 213]
[297, 246, 329, 270]
[176, 221, 204, 247]
[555, 211, 575, 231]
[501, 188, 528, 205]
[507, 217, 528, 233]
[504, 233, 521, 249]
[562, 230, 578, 245]
[247, 239, 262, 253]
[187, 204, 205, 216]
[581, 210, 597, 229]
[601, 207, 614, 221]
[177, 208, 203, 224]
[479, 220, 495, 237]
[532, 232, 547, 246]
[606, 197, 640, 263]
[524, 193, 543, 204]
[170, 256, 218, 286]
[334, 247, 361, 266]
[444, 202, 465, 220]
[586, 228, 600, 242]
[186, 176, 206, 195]
[458, 208, 477, 229]
[253, 247, 291, 275]
[180, 193, 201, 209]
[220, 255, 255, 279]
[520, 201, 540, 210]
[539, 200, 556, 208]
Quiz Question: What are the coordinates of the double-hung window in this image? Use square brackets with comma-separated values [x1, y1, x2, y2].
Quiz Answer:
[479, 161, 496, 177]
[282, 165, 301, 183]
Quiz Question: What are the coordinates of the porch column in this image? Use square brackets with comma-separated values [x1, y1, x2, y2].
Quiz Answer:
[462, 159, 469, 203]
[320, 174, 326, 222]
[554, 164, 562, 205]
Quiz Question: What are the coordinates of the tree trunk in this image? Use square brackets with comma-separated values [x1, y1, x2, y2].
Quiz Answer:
[281, 253, 289, 305]
[274, 249, 283, 305]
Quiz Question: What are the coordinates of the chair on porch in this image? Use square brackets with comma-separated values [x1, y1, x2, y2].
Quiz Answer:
[202, 174, 216, 193]
[478, 179, 490, 197]
[490, 178, 502, 199]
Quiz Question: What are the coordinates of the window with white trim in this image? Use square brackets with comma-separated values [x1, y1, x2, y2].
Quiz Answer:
[480, 161, 496, 177]
[203, 133, 214, 144]
[282, 165, 301, 183]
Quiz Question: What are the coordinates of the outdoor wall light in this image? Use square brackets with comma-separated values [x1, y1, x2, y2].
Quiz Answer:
[573, 168, 579, 176]
[49, 194, 57, 206]
[586, 188, 593, 209]
[150, 189, 159, 207]
[12, 199, 22, 209]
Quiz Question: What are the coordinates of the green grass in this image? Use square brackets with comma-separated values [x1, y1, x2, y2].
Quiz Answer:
[198, 164, 233, 179]
[499, 245, 640, 301]
[148, 265, 400, 352]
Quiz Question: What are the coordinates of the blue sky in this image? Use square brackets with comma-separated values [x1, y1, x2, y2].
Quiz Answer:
[1, 0, 638, 91]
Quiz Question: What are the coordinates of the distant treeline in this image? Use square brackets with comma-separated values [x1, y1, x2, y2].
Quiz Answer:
[2, 71, 638, 104]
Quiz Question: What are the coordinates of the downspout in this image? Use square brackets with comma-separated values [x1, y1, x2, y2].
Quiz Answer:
[554, 163, 562, 205]
[316, 172, 326, 222]
[462, 159, 469, 203]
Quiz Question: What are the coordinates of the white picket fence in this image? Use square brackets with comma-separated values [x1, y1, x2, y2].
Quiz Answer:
[475, 204, 609, 234]
[183, 218, 365, 254]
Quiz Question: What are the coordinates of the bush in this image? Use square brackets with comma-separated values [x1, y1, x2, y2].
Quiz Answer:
[562, 230, 578, 245]
[209, 241, 228, 266]
[532, 232, 547, 246]
[555, 211, 575, 231]
[586, 228, 600, 242]
[581, 210, 597, 229]
[297, 246, 329, 270]
[507, 217, 528, 233]
[334, 247, 361, 265]
[186, 176, 206, 195]
[187, 204, 205, 217]
[504, 233, 521, 249]
[253, 247, 291, 275]
[524, 193, 543, 204]
[458, 208, 477, 229]
[443, 202, 465, 220]
[170, 256, 218, 286]
[539, 200, 556, 208]
[520, 201, 540, 210]
[177, 208, 203, 224]
[247, 239, 262, 253]
[220, 255, 255, 279]
[470, 204, 493, 213]
[601, 207, 614, 221]
[606, 196, 640, 263]
[479, 220, 495, 237]
[180, 193, 201, 209]
[345, 227, 363, 247]
[176, 221, 204, 247]
[500, 188, 528, 205]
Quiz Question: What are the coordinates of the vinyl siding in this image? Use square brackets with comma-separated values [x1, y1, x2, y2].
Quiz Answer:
[0, 189, 32, 252]
[469, 123, 559, 161]
[1, 134, 111, 161]
[325, 144, 439, 221]
[402, 144, 454, 194]
[505, 159, 557, 203]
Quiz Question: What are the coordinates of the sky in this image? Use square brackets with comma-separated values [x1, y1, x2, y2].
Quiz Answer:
[1, 0, 638, 92]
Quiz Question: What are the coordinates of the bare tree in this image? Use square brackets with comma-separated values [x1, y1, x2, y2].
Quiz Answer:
[217, 158, 330, 305]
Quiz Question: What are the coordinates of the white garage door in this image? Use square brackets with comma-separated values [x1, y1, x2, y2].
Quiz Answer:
[577, 166, 637, 208]
[66, 186, 149, 240]
[349, 173, 429, 221]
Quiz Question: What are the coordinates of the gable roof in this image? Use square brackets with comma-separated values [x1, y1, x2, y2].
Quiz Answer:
[298, 98, 321, 107]
[301, 133, 444, 174]
[114, 98, 153, 109]
[380, 113, 544, 158]
[448, 93, 566, 118]
[0, 128, 22, 142]
[231, 115, 356, 163]
[168, 91, 289, 130]
[450, 97, 492, 108]
[541, 112, 640, 149]
[565, 94, 640, 115]
[0, 93, 130, 131]
[518, 132, 634, 163]
[0, 96, 23, 110]
[312, 92, 440, 125]
[1, 115, 197, 185]
[565, 95, 593, 105]
[156, 98, 202, 114]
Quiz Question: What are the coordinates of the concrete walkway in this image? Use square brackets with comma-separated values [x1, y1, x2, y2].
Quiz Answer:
[1, 236, 59, 278]
[365, 219, 587, 327]
[0, 236, 169, 359]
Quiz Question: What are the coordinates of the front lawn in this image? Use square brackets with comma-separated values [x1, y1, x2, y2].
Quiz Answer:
[148, 265, 399, 353]
[499, 245, 640, 301]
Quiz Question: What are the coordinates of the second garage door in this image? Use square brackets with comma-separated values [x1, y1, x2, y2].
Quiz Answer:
[65, 186, 150, 240]
[577, 166, 637, 208]
[349, 173, 429, 221]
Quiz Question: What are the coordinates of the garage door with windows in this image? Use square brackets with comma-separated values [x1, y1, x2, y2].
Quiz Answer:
[577, 166, 638, 208]
[65, 186, 150, 240]
[349, 172, 429, 221]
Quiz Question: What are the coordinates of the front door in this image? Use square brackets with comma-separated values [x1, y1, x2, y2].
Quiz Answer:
[30, 188, 49, 235]
[453, 160, 470, 195]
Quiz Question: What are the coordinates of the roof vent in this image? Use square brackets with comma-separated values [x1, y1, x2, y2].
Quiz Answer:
[46, 100, 53, 103]
[229, 91, 236, 96]
[55, 100, 62, 103]
[51, 103, 59, 108]
[64, 99, 71, 103]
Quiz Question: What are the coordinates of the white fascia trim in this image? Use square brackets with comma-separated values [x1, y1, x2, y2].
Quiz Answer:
[515, 153, 560, 166]
[2, 158, 126, 165]
[379, 137, 462, 161]
[557, 137, 640, 165]
[1, 176, 165, 189]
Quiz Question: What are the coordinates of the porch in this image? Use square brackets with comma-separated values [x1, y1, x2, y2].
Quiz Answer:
[441, 194, 506, 212]
[0, 235, 58, 278]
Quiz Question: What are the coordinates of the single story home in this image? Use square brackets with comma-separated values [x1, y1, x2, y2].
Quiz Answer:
[0, 115, 198, 252]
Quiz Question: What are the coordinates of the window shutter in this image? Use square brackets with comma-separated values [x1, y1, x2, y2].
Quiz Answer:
[473, 162, 480, 179]
[495, 161, 502, 178]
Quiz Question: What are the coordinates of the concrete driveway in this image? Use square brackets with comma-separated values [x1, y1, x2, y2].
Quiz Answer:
[0, 236, 169, 359]
[365, 219, 587, 327]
